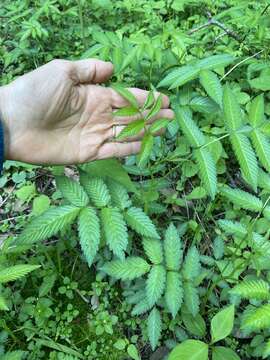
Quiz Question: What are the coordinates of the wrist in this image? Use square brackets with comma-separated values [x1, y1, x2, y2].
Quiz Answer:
[0, 85, 11, 160]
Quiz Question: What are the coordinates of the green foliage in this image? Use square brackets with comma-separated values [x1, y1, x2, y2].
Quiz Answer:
[211, 305, 235, 344]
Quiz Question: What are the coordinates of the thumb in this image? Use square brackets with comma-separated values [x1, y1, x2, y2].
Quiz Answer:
[71, 59, 114, 84]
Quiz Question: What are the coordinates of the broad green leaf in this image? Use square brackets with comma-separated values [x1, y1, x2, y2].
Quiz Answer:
[211, 305, 235, 344]
[117, 119, 145, 140]
[212, 346, 240, 360]
[39, 273, 57, 297]
[0, 295, 9, 311]
[186, 186, 207, 200]
[199, 70, 223, 108]
[15, 184, 36, 202]
[80, 159, 136, 193]
[147, 307, 162, 351]
[251, 129, 270, 173]
[146, 265, 166, 307]
[127, 344, 141, 360]
[230, 133, 258, 191]
[168, 340, 208, 360]
[146, 94, 163, 120]
[196, 54, 235, 71]
[248, 94, 264, 127]
[193, 147, 217, 199]
[102, 257, 150, 280]
[113, 106, 139, 117]
[182, 312, 206, 338]
[176, 106, 205, 147]
[0, 264, 40, 283]
[101, 207, 128, 259]
[165, 271, 183, 318]
[78, 207, 100, 267]
[249, 76, 270, 91]
[137, 133, 154, 168]
[56, 175, 89, 207]
[111, 84, 139, 109]
[263, 339, 270, 359]
[32, 195, 50, 216]
[157, 65, 200, 89]
[223, 85, 243, 130]
[149, 118, 170, 134]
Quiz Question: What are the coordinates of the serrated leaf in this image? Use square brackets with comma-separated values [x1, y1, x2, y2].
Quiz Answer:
[164, 223, 182, 271]
[168, 340, 208, 360]
[212, 346, 240, 360]
[230, 133, 258, 191]
[143, 90, 155, 110]
[146, 265, 166, 307]
[241, 304, 270, 331]
[78, 207, 100, 267]
[218, 219, 247, 237]
[0, 264, 40, 283]
[149, 118, 170, 134]
[165, 271, 183, 318]
[230, 280, 270, 300]
[182, 246, 201, 280]
[199, 70, 223, 108]
[80, 174, 111, 207]
[223, 85, 243, 130]
[184, 282, 200, 316]
[190, 96, 220, 114]
[132, 298, 152, 316]
[146, 94, 163, 120]
[117, 119, 145, 140]
[147, 307, 162, 351]
[157, 65, 200, 89]
[127, 344, 141, 360]
[102, 257, 150, 281]
[111, 84, 139, 109]
[211, 305, 235, 343]
[125, 207, 160, 239]
[196, 54, 235, 70]
[193, 147, 217, 199]
[137, 133, 154, 168]
[263, 339, 270, 359]
[143, 238, 163, 265]
[176, 106, 205, 147]
[251, 129, 270, 173]
[39, 273, 57, 297]
[182, 312, 206, 338]
[101, 207, 128, 259]
[106, 179, 131, 210]
[220, 186, 262, 211]
[113, 106, 139, 117]
[248, 94, 264, 127]
[56, 176, 89, 207]
[16, 205, 80, 245]
[258, 168, 270, 191]
[0, 351, 26, 360]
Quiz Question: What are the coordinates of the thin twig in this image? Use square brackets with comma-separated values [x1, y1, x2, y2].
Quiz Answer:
[220, 50, 264, 81]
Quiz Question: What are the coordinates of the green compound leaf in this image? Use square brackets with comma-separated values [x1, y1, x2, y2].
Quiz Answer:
[241, 304, 270, 331]
[183, 282, 200, 317]
[101, 207, 128, 260]
[165, 271, 183, 318]
[80, 174, 111, 208]
[230, 280, 270, 301]
[251, 129, 270, 173]
[199, 70, 223, 108]
[117, 119, 145, 140]
[230, 132, 258, 191]
[223, 85, 243, 131]
[212, 346, 240, 360]
[106, 179, 131, 210]
[168, 339, 208, 360]
[16, 205, 80, 245]
[175, 106, 205, 147]
[111, 84, 139, 109]
[143, 238, 163, 265]
[157, 65, 200, 89]
[193, 147, 217, 199]
[78, 207, 100, 268]
[248, 94, 265, 127]
[220, 186, 263, 212]
[218, 219, 247, 238]
[125, 207, 160, 239]
[211, 305, 235, 344]
[0, 264, 40, 284]
[147, 307, 162, 351]
[102, 257, 150, 281]
[182, 246, 201, 281]
[164, 223, 182, 271]
[146, 264, 166, 307]
[55, 175, 89, 207]
[196, 54, 235, 71]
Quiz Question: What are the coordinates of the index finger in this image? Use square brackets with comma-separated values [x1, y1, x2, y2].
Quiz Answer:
[110, 87, 170, 109]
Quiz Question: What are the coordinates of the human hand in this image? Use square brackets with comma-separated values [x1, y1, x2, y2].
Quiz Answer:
[0, 59, 173, 165]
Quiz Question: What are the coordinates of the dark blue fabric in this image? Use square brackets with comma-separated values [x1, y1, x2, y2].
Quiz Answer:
[0, 118, 4, 174]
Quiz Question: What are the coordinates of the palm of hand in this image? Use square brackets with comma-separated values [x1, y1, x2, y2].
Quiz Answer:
[1, 59, 173, 165]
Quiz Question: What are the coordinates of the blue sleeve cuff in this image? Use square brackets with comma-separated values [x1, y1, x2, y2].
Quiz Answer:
[0, 118, 4, 174]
